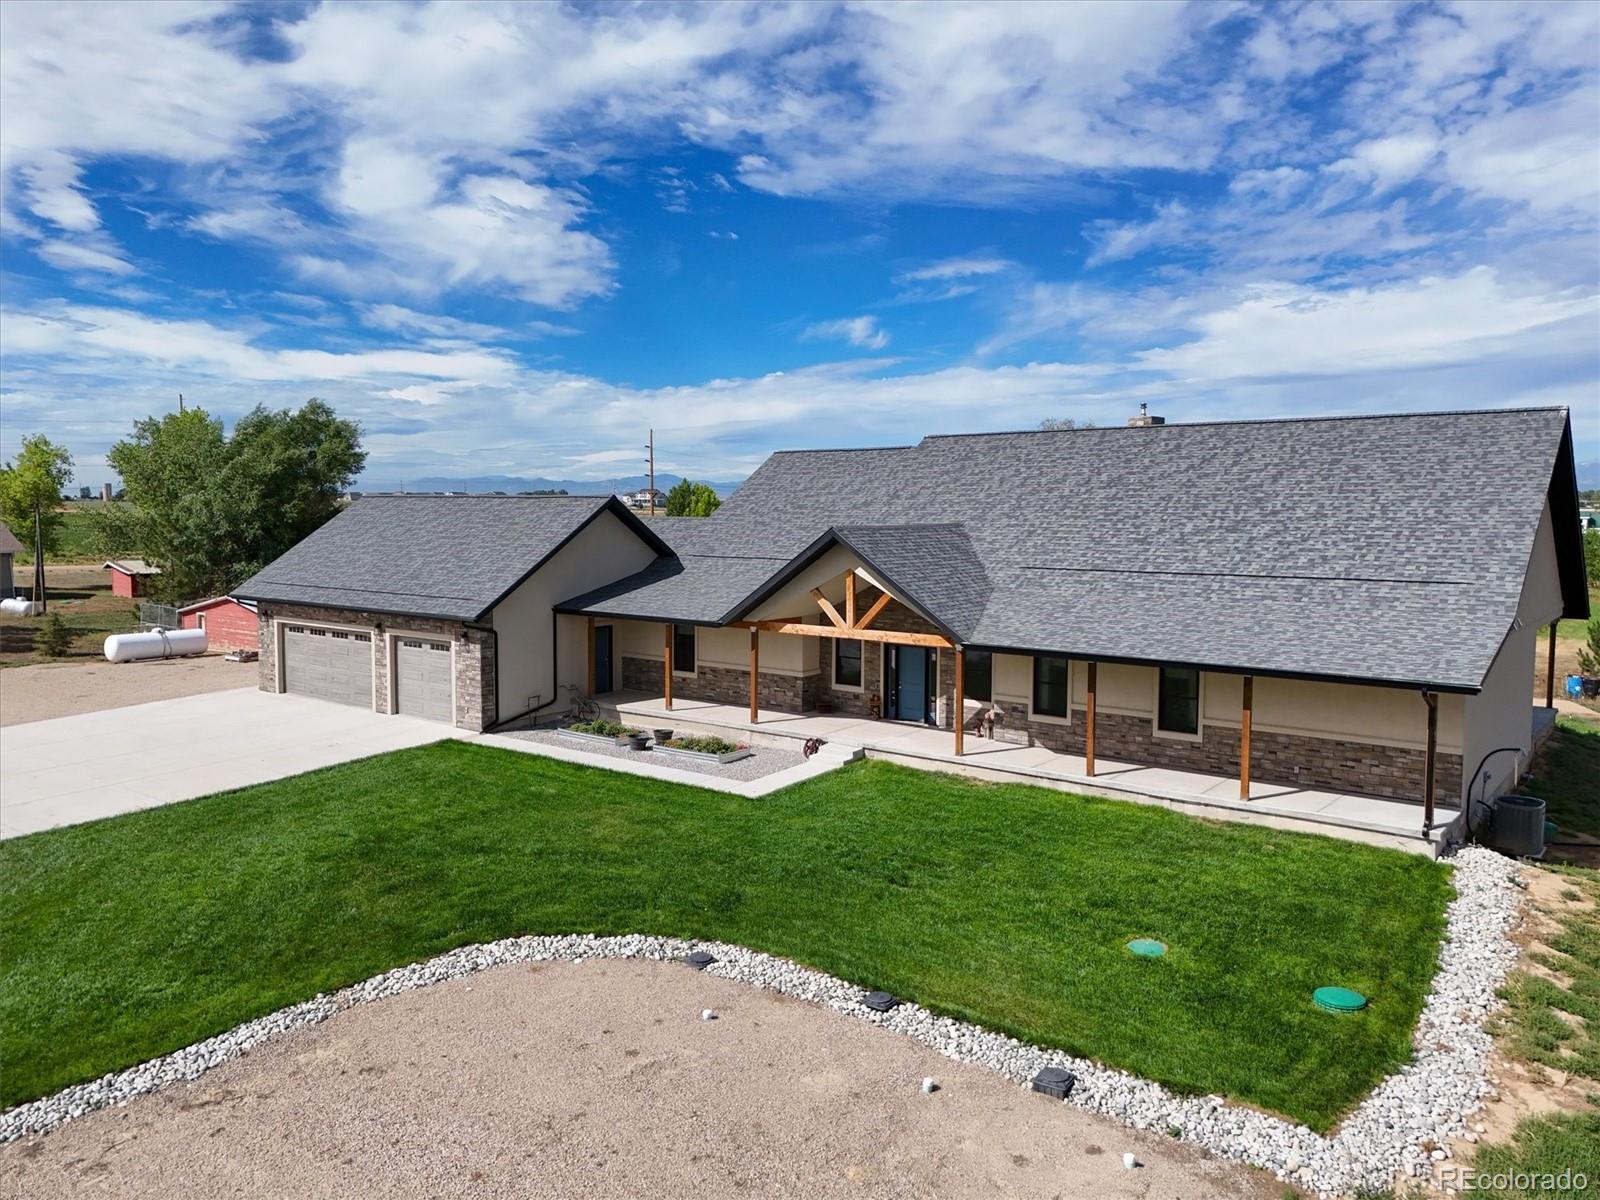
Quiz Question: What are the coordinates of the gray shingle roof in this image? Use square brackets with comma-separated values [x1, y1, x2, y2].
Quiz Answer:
[235, 495, 668, 621]
[0, 522, 23, 556]
[561, 407, 1586, 691]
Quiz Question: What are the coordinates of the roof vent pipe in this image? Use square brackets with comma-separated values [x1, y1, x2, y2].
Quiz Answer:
[1128, 403, 1166, 427]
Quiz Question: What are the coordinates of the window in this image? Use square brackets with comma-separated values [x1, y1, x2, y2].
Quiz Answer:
[834, 638, 862, 688]
[1032, 654, 1068, 718]
[963, 649, 992, 702]
[672, 623, 697, 673]
[196, 614, 207, 630]
[1157, 667, 1201, 736]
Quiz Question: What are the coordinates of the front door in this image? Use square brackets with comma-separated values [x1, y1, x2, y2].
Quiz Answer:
[885, 645, 936, 724]
[593, 625, 613, 694]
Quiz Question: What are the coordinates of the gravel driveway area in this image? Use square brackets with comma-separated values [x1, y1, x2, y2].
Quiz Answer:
[506, 728, 806, 781]
[2, 959, 1272, 1200]
[0, 655, 254, 726]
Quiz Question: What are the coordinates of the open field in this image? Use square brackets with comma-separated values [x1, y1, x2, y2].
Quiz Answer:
[0, 746, 1452, 1130]
[8, 503, 135, 565]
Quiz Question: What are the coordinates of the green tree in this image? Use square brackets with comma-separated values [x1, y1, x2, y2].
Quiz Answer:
[0, 435, 74, 612]
[1578, 618, 1600, 678]
[664, 479, 722, 517]
[35, 612, 72, 658]
[1584, 528, 1599, 589]
[100, 399, 364, 603]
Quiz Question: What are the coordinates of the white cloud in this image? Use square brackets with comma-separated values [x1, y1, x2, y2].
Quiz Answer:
[802, 315, 890, 350]
[359, 304, 508, 342]
[1137, 268, 1598, 380]
[897, 257, 1014, 282]
[35, 236, 135, 276]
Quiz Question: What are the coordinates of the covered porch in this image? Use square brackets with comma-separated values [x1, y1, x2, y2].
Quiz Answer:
[597, 691, 1464, 856]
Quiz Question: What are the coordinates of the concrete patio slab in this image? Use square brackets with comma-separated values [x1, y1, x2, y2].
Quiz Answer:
[0, 689, 453, 840]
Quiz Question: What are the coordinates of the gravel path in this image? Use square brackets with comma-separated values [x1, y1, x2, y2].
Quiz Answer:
[505, 728, 806, 781]
[0, 655, 255, 726]
[0, 959, 1273, 1200]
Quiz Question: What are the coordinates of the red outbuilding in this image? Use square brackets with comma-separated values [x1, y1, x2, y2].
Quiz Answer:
[178, 595, 260, 651]
[103, 559, 161, 598]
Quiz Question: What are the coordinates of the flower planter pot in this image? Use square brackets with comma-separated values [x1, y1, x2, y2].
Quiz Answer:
[627, 733, 650, 750]
[651, 743, 754, 766]
[652, 728, 674, 743]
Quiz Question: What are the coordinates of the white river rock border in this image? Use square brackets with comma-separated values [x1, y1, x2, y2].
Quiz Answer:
[1, 846, 1523, 1197]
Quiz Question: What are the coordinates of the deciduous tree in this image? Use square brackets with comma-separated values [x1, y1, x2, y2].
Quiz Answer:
[0, 435, 73, 611]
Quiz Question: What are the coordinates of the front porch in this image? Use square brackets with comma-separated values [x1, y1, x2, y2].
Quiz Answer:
[598, 691, 1464, 856]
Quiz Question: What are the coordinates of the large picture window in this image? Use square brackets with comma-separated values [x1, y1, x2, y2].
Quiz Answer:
[1157, 667, 1201, 735]
[834, 639, 862, 688]
[1032, 654, 1068, 718]
[964, 649, 992, 702]
[672, 623, 697, 674]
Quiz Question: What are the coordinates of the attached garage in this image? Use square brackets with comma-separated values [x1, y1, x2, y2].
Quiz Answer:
[281, 624, 373, 709]
[394, 637, 452, 722]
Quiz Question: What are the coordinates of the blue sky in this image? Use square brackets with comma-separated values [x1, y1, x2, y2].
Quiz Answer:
[2, 0, 1596, 489]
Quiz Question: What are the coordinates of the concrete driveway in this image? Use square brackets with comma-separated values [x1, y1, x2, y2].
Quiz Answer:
[0, 688, 455, 840]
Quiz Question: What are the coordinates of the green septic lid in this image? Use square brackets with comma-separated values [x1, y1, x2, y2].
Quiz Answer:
[1313, 986, 1368, 1013]
[1126, 938, 1167, 958]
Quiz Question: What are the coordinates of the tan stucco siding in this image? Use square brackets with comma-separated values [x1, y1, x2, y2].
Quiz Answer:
[489, 511, 659, 721]
[1458, 501, 1564, 803]
[606, 617, 815, 675]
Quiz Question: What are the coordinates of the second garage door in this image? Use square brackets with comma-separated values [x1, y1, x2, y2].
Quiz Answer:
[395, 638, 453, 723]
[282, 625, 373, 708]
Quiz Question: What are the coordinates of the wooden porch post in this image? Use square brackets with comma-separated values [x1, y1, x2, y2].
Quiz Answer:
[1422, 691, 1438, 832]
[1546, 621, 1558, 708]
[1239, 674, 1253, 800]
[954, 648, 965, 756]
[749, 628, 760, 724]
[663, 623, 673, 711]
[1084, 661, 1097, 777]
[844, 571, 857, 629]
[585, 616, 595, 696]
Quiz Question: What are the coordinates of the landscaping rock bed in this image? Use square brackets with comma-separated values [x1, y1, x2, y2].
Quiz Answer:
[0, 846, 1525, 1200]
[511, 729, 799, 782]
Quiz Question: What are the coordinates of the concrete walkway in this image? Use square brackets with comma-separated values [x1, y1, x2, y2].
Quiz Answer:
[0, 689, 452, 840]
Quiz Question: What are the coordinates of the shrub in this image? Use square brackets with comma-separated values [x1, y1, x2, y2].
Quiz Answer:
[1578, 617, 1600, 677]
[35, 612, 72, 658]
[664, 735, 741, 755]
[566, 720, 640, 738]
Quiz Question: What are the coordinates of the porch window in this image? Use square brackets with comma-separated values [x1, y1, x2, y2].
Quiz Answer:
[834, 638, 862, 687]
[964, 649, 992, 702]
[672, 623, 697, 674]
[1032, 654, 1068, 718]
[1157, 667, 1200, 735]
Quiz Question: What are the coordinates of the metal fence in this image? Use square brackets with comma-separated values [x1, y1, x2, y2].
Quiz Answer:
[138, 601, 180, 631]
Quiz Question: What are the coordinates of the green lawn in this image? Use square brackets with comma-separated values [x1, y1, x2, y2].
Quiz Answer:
[0, 745, 1453, 1130]
[1523, 717, 1600, 840]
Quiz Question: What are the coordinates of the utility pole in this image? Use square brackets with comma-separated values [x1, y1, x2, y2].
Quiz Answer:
[646, 428, 656, 516]
[33, 502, 46, 614]
[178, 393, 185, 413]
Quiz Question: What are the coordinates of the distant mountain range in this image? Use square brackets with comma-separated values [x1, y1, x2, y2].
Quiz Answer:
[357, 472, 745, 498]
[1577, 459, 1599, 490]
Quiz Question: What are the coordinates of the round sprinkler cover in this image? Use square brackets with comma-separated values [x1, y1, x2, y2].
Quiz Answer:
[1313, 986, 1368, 1013]
[1126, 938, 1167, 958]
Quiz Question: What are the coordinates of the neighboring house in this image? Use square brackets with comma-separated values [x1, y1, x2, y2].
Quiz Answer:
[623, 488, 665, 509]
[0, 521, 22, 598]
[104, 559, 161, 598]
[236, 407, 1588, 820]
[178, 596, 259, 650]
[1581, 506, 1598, 531]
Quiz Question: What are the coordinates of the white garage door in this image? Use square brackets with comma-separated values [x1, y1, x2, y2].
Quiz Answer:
[395, 638, 453, 723]
[282, 625, 373, 709]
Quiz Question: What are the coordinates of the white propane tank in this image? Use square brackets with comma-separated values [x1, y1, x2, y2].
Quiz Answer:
[0, 597, 43, 616]
[104, 628, 208, 663]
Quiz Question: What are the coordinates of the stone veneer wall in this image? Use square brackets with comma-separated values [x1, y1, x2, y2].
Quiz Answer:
[256, 602, 495, 732]
[621, 655, 820, 714]
[817, 591, 955, 728]
[986, 698, 1461, 805]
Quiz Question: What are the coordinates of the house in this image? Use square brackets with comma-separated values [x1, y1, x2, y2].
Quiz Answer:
[178, 596, 260, 650]
[104, 559, 161, 598]
[623, 488, 665, 510]
[236, 407, 1588, 827]
[0, 521, 22, 598]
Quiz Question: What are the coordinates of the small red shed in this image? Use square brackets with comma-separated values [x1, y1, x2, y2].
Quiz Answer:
[104, 559, 161, 598]
[178, 596, 260, 651]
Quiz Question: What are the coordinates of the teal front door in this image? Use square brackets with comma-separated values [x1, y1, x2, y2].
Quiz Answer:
[886, 645, 936, 724]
